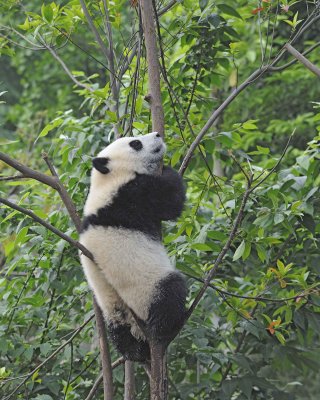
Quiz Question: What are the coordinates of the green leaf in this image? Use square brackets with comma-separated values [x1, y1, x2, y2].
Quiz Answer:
[233, 240, 245, 261]
[242, 241, 251, 260]
[0, 138, 18, 145]
[191, 243, 215, 252]
[217, 4, 242, 19]
[243, 121, 258, 130]
[41, 4, 54, 22]
[171, 150, 181, 167]
[37, 118, 63, 140]
[199, 0, 209, 11]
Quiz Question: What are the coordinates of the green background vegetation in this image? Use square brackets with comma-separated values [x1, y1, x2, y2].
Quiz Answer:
[0, 0, 320, 399]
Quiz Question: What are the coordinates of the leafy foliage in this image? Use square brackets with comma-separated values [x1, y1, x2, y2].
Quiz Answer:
[0, 0, 320, 399]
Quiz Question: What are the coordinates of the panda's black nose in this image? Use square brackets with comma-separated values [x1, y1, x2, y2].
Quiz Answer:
[155, 133, 161, 138]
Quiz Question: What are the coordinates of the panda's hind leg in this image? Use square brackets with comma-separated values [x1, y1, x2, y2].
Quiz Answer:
[145, 272, 187, 344]
[81, 256, 149, 361]
[108, 316, 150, 362]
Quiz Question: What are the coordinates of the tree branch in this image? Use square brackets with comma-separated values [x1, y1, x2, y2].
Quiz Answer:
[284, 43, 320, 77]
[102, 0, 120, 137]
[269, 41, 320, 72]
[124, 361, 136, 400]
[158, 0, 177, 16]
[0, 174, 25, 181]
[43, 41, 93, 92]
[0, 197, 92, 260]
[0, 151, 58, 188]
[93, 300, 114, 400]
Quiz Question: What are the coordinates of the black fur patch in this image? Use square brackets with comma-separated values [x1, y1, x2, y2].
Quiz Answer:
[81, 166, 186, 240]
[108, 322, 150, 362]
[145, 272, 187, 344]
[129, 140, 143, 151]
[92, 157, 110, 174]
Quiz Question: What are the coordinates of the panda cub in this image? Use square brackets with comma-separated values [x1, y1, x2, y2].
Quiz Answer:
[80, 132, 187, 361]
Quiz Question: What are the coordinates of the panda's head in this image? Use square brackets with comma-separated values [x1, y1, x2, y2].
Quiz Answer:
[92, 132, 166, 177]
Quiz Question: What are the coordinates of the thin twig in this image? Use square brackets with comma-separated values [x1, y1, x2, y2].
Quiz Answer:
[250, 131, 294, 193]
[0, 174, 26, 181]
[41, 40, 93, 92]
[158, 0, 177, 16]
[185, 273, 312, 303]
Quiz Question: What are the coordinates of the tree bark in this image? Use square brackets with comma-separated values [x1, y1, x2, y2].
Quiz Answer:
[139, 0, 165, 138]
[150, 343, 168, 400]
[124, 361, 136, 400]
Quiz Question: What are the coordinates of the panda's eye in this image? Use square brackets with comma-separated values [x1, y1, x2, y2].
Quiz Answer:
[129, 140, 143, 151]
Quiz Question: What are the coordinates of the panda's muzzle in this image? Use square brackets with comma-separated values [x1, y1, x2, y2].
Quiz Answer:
[152, 146, 162, 154]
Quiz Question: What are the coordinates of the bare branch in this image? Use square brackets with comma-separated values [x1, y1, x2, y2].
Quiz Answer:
[0, 151, 58, 188]
[124, 361, 136, 400]
[284, 43, 320, 77]
[158, 0, 177, 16]
[140, 0, 165, 137]
[186, 273, 313, 303]
[0, 174, 25, 181]
[102, 0, 120, 137]
[93, 301, 114, 399]
[0, 197, 92, 260]
[41, 153, 82, 232]
[3, 315, 94, 400]
[269, 42, 320, 72]
[41, 41, 93, 92]
[250, 131, 294, 192]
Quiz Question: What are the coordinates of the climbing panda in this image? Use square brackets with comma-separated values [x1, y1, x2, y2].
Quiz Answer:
[80, 131, 187, 361]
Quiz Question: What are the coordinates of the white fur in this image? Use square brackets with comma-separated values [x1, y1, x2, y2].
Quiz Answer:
[80, 226, 173, 321]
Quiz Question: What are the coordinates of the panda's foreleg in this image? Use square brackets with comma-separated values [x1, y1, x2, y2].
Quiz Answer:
[81, 256, 150, 361]
[145, 272, 187, 345]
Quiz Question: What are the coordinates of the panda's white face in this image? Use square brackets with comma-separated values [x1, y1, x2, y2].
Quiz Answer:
[84, 132, 166, 216]
[93, 131, 166, 176]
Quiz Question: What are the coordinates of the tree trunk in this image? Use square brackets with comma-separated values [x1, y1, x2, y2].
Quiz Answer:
[139, 0, 165, 138]
[149, 343, 168, 400]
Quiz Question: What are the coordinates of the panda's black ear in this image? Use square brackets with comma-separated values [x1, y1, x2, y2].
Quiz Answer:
[92, 157, 110, 174]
